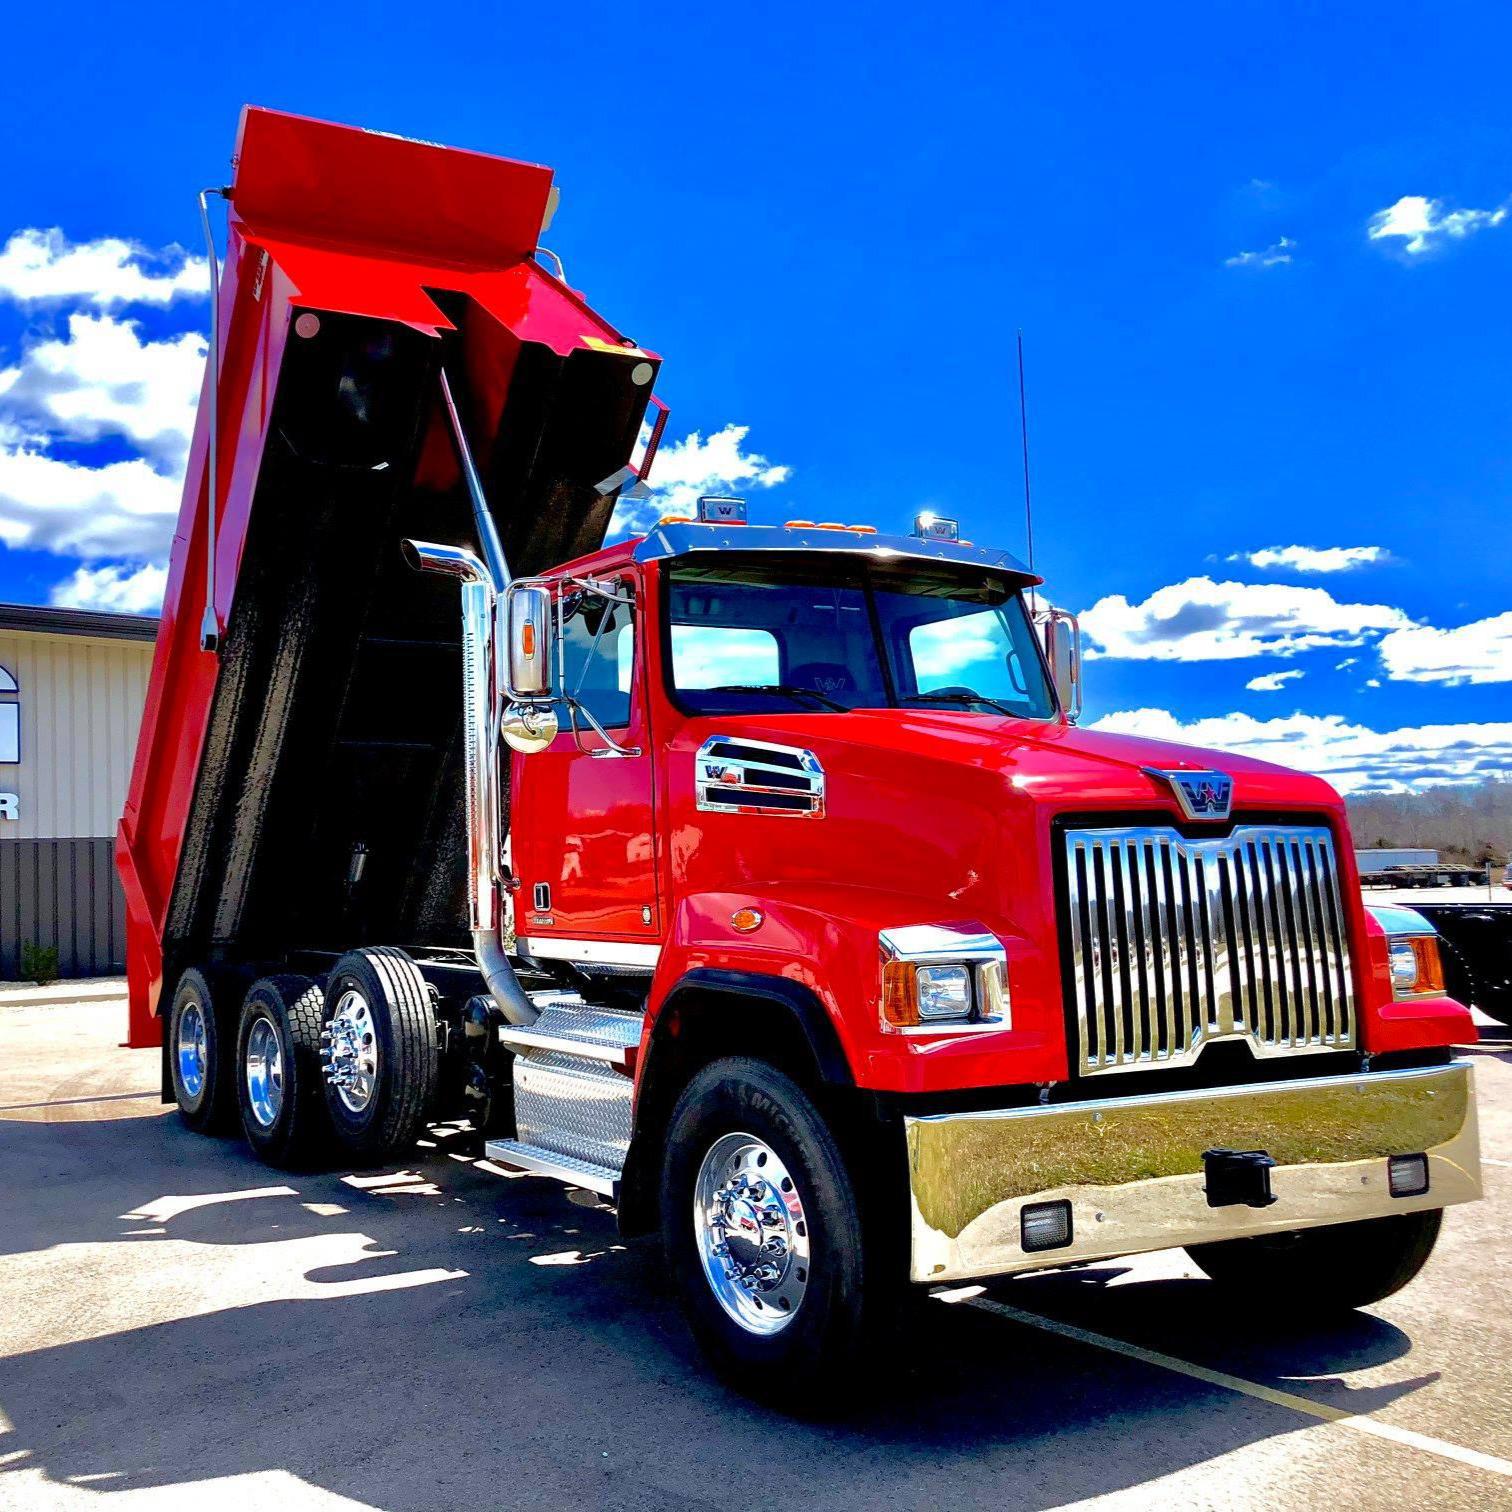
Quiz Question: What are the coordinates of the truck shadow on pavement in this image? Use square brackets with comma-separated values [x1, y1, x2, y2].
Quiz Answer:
[0, 1110, 1438, 1510]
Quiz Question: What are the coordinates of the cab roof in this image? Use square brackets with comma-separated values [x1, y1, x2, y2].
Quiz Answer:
[627, 520, 1041, 585]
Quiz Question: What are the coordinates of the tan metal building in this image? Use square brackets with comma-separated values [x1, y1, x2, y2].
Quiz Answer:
[0, 604, 159, 980]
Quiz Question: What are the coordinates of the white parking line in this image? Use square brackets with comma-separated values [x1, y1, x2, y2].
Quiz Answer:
[952, 1294, 1512, 1480]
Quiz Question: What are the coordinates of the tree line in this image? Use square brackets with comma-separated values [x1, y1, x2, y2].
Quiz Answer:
[1346, 776, 1512, 867]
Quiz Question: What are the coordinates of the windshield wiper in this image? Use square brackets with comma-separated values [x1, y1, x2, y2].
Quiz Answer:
[705, 683, 849, 712]
[902, 690, 1018, 717]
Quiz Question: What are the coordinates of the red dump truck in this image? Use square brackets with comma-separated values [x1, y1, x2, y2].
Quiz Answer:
[120, 107, 1482, 1399]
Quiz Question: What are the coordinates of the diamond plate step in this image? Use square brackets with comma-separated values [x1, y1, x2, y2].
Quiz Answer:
[498, 1002, 644, 1068]
[484, 1139, 619, 1198]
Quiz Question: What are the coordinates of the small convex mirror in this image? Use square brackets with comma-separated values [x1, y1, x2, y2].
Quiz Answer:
[507, 585, 552, 698]
[501, 701, 559, 755]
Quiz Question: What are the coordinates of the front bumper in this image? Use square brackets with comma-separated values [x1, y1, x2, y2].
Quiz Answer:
[905, 1061, 1480, 1284]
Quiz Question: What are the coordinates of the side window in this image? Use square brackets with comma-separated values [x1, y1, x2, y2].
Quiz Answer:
[0, 664, 16, 765]
[560, 589, 635, 730]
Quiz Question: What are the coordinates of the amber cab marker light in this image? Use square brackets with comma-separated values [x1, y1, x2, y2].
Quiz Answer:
[784, 519, 816, 528]
[731, 907, 764, 934]
[658, 514, 695, 526]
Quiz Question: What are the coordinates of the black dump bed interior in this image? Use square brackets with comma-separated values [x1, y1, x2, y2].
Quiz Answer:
[164, 303, 651, 970]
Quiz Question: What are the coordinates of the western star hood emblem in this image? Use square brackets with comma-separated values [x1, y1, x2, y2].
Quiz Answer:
[1141, 766, 1234, 822]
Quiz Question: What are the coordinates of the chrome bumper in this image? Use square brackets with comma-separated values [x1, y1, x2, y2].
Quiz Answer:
[905, 1061, 1480, 1284]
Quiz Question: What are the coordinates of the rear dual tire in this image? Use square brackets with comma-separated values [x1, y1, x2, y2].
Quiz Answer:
[319, 947, 437, 1162]
[234, 975, 330, 1167]
[169, 948, 437, 1167]
[168, 967, 236, 1134]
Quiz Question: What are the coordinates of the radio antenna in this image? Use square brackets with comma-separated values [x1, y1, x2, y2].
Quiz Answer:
[1017, 329, 1037, 611]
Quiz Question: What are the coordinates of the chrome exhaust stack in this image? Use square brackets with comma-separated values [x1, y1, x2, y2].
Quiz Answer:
[399, 367, 539, 1027]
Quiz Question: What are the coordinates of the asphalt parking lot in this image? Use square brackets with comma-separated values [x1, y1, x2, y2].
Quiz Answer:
[1, 992, 1508, 1511]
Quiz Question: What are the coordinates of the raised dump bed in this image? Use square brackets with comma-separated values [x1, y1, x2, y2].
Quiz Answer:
[117, 108, 660, 1046]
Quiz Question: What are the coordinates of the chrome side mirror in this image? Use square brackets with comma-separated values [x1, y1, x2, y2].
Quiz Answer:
[501, 700, 559, 755]
[1039, 608, 1083, 722]
[506, 584, 552, 698]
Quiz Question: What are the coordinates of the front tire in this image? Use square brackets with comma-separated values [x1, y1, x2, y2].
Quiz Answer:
[168, 967, 234, 1134]
[319, 947, 437, 1161]
[661, 1057, 880, 1405]
[235, 975, 330, 1168]
[1186, 1209, 1443, 1311]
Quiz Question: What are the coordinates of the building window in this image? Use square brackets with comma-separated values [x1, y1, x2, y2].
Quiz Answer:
[0, 664, 16, 765]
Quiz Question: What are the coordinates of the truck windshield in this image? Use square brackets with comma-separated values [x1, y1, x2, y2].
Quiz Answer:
[665, 556, 1057, 718]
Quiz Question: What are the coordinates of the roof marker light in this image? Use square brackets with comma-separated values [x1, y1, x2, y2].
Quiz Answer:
[914, 512, 960, 542]
[816, 521, 847, 531]
[846, 524, 877, 534]
[658, 514, 695, 526]
[784, 519, 816, 528]
[697, 496, 747, 524]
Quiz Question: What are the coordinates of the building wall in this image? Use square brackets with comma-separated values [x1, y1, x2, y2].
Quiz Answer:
[0, 838, 124, 978]
[0, 626, 154, 978]
[0, 629, 153, 840]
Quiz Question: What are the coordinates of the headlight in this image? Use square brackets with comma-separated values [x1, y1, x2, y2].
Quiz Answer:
[1371, 905, 1447, 1000]
[1387, 934, 1446, 999]
[878, 924, 1010, 1032]
[916, 964, 972, 1020]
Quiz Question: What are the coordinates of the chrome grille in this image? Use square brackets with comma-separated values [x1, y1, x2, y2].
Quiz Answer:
[1062, 824, 1356, 1076]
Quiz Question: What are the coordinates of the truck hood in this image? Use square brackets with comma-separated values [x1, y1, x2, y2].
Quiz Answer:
[704, 708, 1344, 818]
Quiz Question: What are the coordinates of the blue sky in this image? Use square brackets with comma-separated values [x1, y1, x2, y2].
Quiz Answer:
[0, 2, 1509, 793]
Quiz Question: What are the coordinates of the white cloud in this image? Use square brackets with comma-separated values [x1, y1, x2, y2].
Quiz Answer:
[1336, 656, 1358, 670]
[0, 228, 207, 307]
[1230, 544, 1385, 574]
[0, 312, 204, 469]
[1368, 195, 1507, 256]
[51, 561, 166, 614]
[1378, 611, 1512, 685]
[607, 424, 791, 539]
[1225, 237, 1295, 268]
[1246, 669, 1304, 692]
[1080, 576, 1414, 662]
[1090, 707, 1512, 794]
[0, 446, 180, 559]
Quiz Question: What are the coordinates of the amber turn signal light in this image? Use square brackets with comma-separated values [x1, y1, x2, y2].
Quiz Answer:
[881, 959, 921, 1028]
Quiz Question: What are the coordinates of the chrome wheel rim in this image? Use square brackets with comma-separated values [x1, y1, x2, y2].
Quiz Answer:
[244, 1014, 284, 1129]
[176, 999, 207, 1099]
[694, 1131, 811, 1336]
[325, 988, 379, 1114]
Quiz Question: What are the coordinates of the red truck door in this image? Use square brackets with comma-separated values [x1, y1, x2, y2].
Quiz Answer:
[509, 574, 661, 945]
